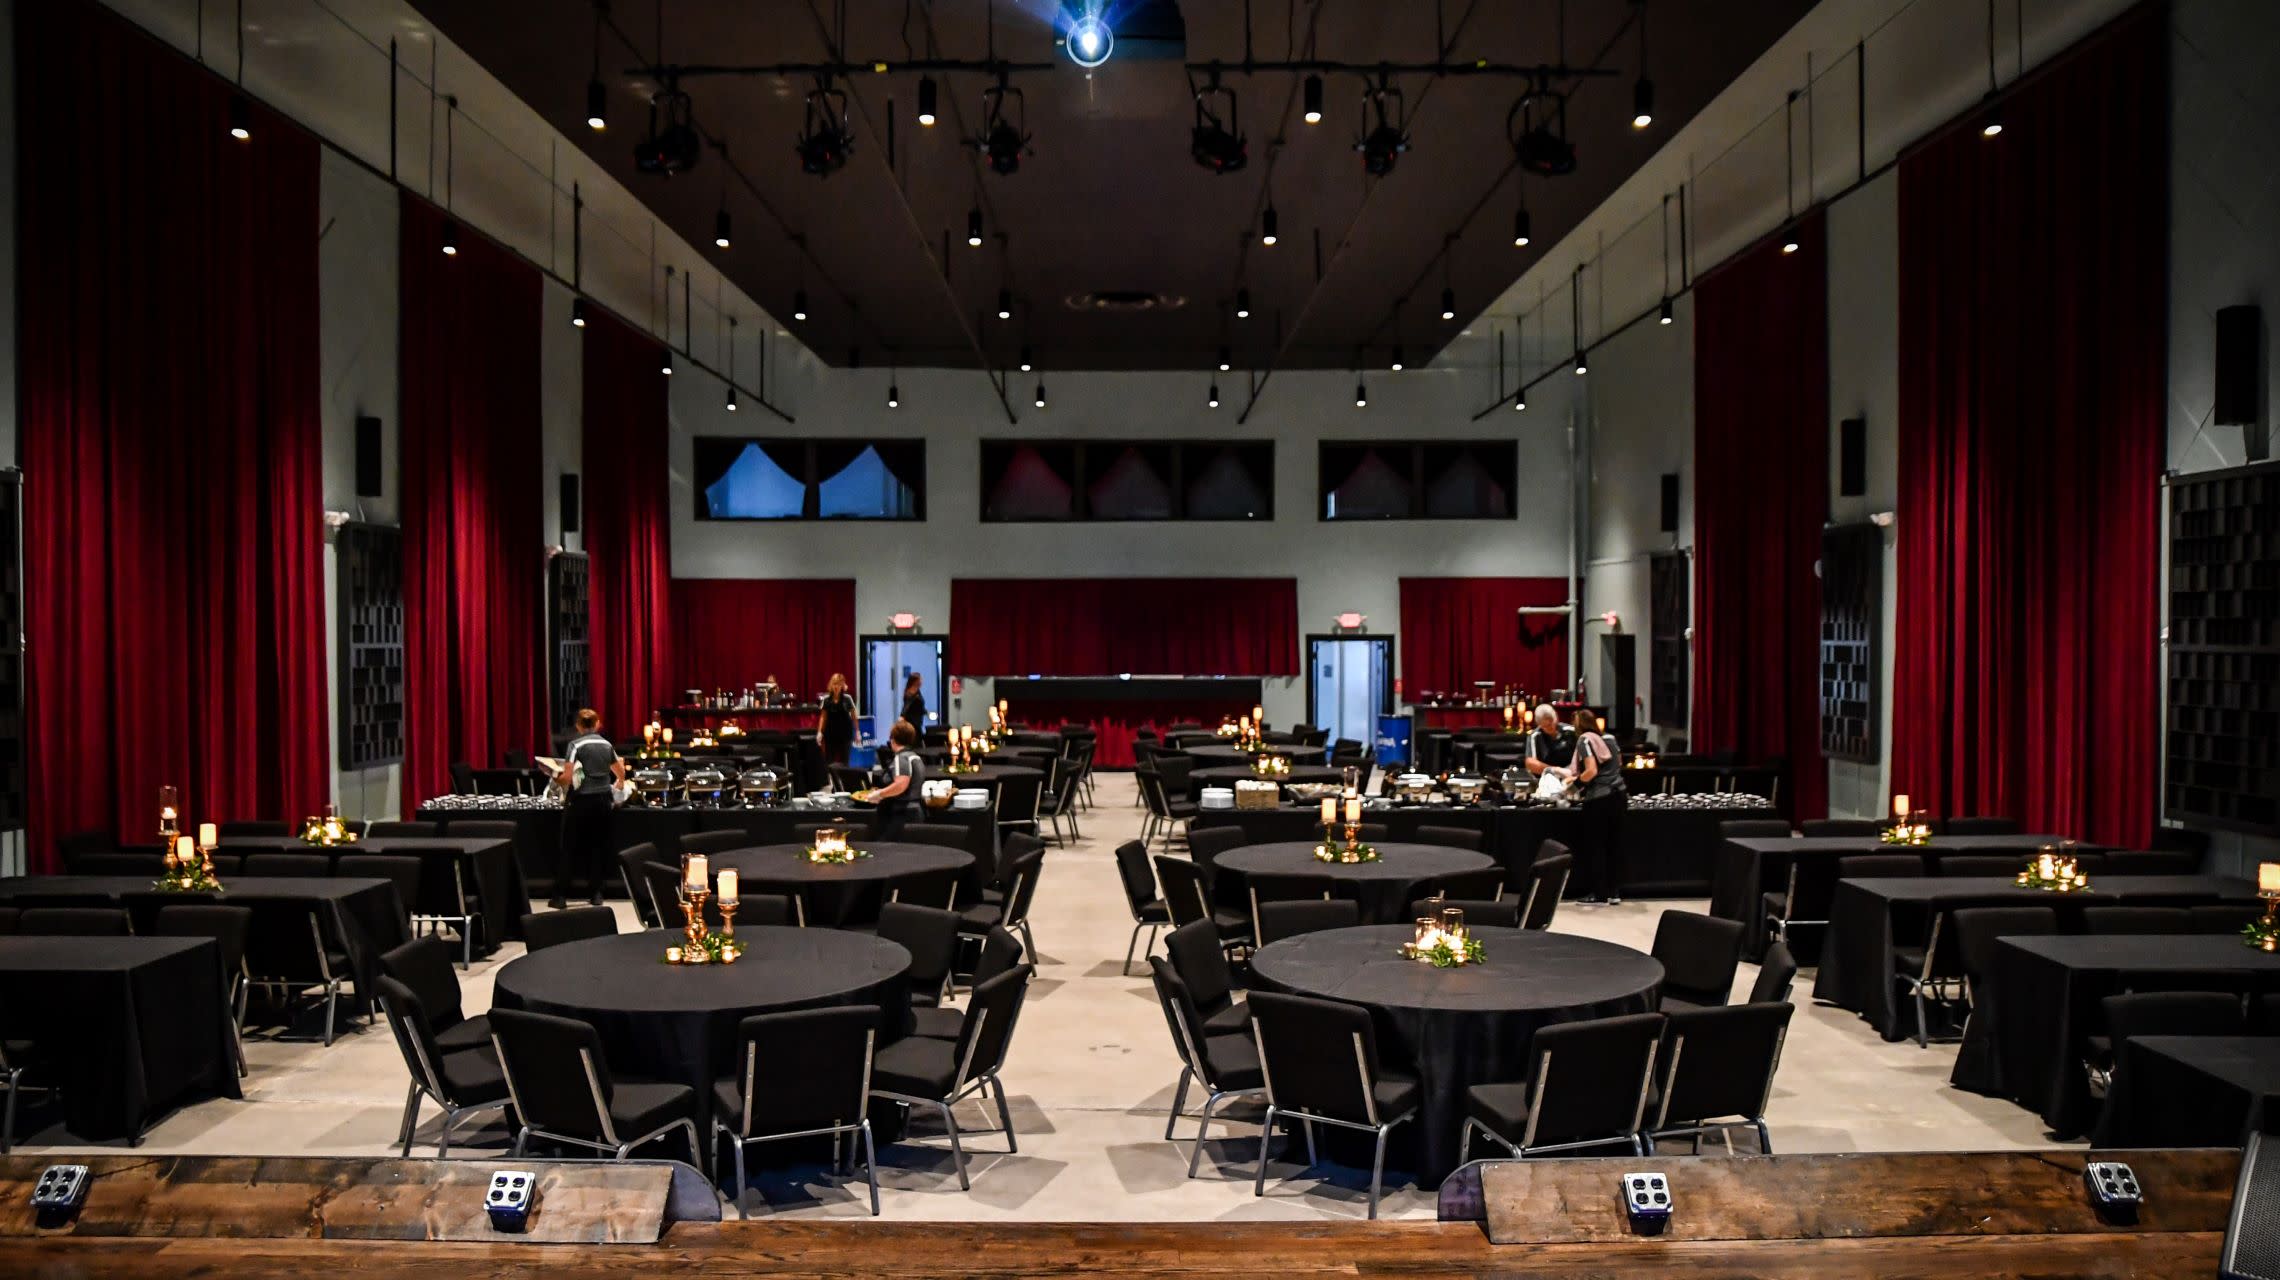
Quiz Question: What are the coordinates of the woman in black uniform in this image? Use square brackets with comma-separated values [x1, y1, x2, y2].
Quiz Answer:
[862, 720, 927, 841]
[1561, 708, 1630, 904]
[899, 671, 928, 733]
[816, 672, 856, 767]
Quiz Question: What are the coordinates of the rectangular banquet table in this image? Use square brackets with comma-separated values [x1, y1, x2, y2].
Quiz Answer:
[1714, 835, 2105, 961]
[2093, 1036, 2280, 1148]
[0, 935, 240, 1140]
[0, 875, 409, 1006]
[1953, 935, 2280, 1137]
[1810, 875, 2257, 1040]
[215, 836, 525, 954]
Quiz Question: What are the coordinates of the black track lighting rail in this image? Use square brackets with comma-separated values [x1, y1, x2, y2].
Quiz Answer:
[1182, 58, 1617, 86]
[627, 58, 1056, 81]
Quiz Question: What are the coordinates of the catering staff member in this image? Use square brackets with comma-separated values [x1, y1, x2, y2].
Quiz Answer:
[860, 719, 927, 840]
[900, 671, 929, 732]
[551, 708, 625, 909]
[1522, 704, 1574, 776]
[1557, 708, 1630, 904]
[816, 672, 857, 767]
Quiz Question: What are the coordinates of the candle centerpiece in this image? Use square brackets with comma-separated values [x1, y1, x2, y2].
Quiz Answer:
[805, 824, 870, 865]
[663, 853, 743, 964]
[297, 803, 359, 847]
[944, 724, 983, 773]
[1879, 795, 1930, 845]
[1401, 905, 1485, 967]
[1250, 753, 1291, 778]
[154, 793, 223, 893]
[2015, 844, 2091, 893]
[2244, 862, 2280, 951]
[1314, 794, 1379, 864]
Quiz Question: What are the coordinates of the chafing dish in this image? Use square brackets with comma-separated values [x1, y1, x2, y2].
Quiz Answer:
[631, 768, 681, 806]
[683, 767, 729, 807]
[1446, 775, 1488, 804]
[1390, 773, 1436, 804]
[920, 778, 958, 810]
[1500, 765, 1533, 798]
[737, 767, 783, 806]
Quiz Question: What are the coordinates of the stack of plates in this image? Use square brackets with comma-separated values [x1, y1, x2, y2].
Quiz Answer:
[1198, 786, 1236, 811]
[952, 788, 992, 810]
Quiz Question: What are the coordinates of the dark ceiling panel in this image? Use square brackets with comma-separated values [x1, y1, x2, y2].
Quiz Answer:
[411, 0, 1813, 370]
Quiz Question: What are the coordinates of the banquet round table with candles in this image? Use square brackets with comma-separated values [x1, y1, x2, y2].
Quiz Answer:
[701, 842, 975, 925]
[1182, 744, 1321, 770]
[1213, 842, 1500, 923]
[1189, 764, 1346, 796]
[1247, 924, 1666, 1182]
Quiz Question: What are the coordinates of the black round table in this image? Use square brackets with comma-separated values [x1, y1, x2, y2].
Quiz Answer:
[491, 927, 913, 1102]
[1214, 842, 1497, 922]
[711, 842, 972, 924]
[1249, 925, 1663, 1183]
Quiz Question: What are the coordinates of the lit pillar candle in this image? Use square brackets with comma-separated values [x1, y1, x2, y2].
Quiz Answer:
[1252, 705, 1265, 725]
[1344, 796, 1362, 824]
[663, 728, 675, 747]
[717, 868, 738, 906]
[685, 854, 709, 892]
[2037, 852, 2055, 880]
[1320, 798, 1337, 826]
[1894, 794, 1910, 821]
[175, 835, 198, 866]
[197, 822, 218, 849]
[2260, 862, 2280, 894]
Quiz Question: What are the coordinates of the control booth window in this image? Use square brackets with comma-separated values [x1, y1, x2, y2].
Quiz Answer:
[694, 438, 926, 521]
[980, 439, 1273, 522]
[1319, 440, 1516, 520]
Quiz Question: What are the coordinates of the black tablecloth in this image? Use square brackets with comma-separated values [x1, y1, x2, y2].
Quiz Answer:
[1954, 935, 2280, 1136]
[1714, 835, 2104, 961]
[0, 875, 408, 1005]
[1248, 925, 1663, 1182]
[1813, 875, 2258, 1041]
[1182, 744, 1326, 769]
[1213, 843, 1499, 923]
[2094, 1036, 2280, 1148]
[1189, 765, 1346, 800]
[218, 835, 526, 951]
[0, 936, 240, 1140]
[707, 843, 974, 926]
[490, 927, 912, 1101]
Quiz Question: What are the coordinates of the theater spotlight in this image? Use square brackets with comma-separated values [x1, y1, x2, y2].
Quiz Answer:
[1191, 80, 1247, 174]
[1509, 93, 1578, 178]
[1066, 13, 1114, 69]
[633, 81, 702, 175]
[796, 81, 856, 177]
[975, 76, 1032, 176]
[1356, 81, 1410, 177]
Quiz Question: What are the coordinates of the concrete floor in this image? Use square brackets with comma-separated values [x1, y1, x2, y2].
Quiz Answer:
[17, 774, 2073, 1221]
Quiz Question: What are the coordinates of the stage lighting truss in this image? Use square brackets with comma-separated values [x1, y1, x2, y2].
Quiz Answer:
[1355, 77, 1410, 177]
[796, 78, 857, 177]
[633, 78, 702, 176]
[974, 73, 1033, 176]
[1508, 87, 1577, 178]
[1190, 76, 1248, 174]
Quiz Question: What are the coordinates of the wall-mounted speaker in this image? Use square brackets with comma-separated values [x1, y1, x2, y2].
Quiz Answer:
[354, 415, 383, 498]
[2215, 304, 2263, 426]
[1659, 473, 1680, 534]
[559, 474, 581, 537]
[1839, 417, 1867, 497]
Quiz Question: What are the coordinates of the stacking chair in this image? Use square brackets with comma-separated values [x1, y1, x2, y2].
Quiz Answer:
[380, 937, 491, 1055]
[678, 830, 753, 857]
[375, 974, 510, 1157]
[218, 820, 292, 837]
[959, 847, 1042, 959]
[2101, 850, 2200, 876]
[1652, 912, 1747, 1008]
[1407, 897, 1521, 929]
[490, 1007, 704, 1171]
[869, 963, 1032, 1191]
[1247, 990, 1420, 1219]
[57, 830, 117, 862]
[366, 821, 439, 839]
[2081, 906, 2192, 936]
[2193, 903, 2264, 934]
[2085, 991, 2246, 1098]
[879, 903, 961, 1008]
[913, 927, 1024, 1039]
[1951, 907, 2057, 1021]
[1039, 760, 1083, 846]
[337, 855, 422, 926]
[1155, 855, 1250, 947]
[1412, 825, 1484, 852]
[616, 844, 665, 926]
[1164, 920, 1251, 1037]
[17, 908, 132, 936]
[1800, 819, 1881, 837]
[1460, 1012, 1663, 1163]
[884, 866, 961, 914]
[1417, 867, 1506, 903]
[1183, 825, 1250, 875]
[241, 853, 333, 878]
[714, 1006, 882, 1217]
[827, 764, 872, 793]
[1246, 873, 1333, 945]
[900, 822, 973, 850]
[403, 844, 480, 968]
[519, 907, 618, 952]
[1893, 910, 1969, 1048]
[1149, 957, 1265, 1178]
[0, 1020, 45, 1154]
[1836, 853, 1925, 879]
[1255, 899, 1360, 946]
[1647, 1003, 1794, 1154]
[244, 902, 353, 1045]
[68, 852, 163, 876]
[1944, 816, 2021, 835]
[1718, 819, 1794, 841]
[1113, 840, 1172, 975]
[1137, 768, 1198, 852]
[737, 895, 799, 927]
[1515, 852, 1572, 931]
[152, 903, 254, 1074]
[1749, 941, 1799, 1005]
[1936, 855, 2027, 877]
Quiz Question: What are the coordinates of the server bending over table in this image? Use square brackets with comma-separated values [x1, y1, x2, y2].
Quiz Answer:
[1522, 703, 1574, 776]
[859, 719, 928, 841]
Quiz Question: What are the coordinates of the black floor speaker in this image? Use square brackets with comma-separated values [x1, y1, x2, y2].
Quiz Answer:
[2223, 1130, 2280, 1280]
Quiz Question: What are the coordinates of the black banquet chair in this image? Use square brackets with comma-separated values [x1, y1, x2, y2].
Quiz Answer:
[1113, 840, 1171, 976]
[1460, 1012, 1663, 1163]
[1646, 1003, 1793, 1154]
[1515, 848, 1573, 931]
[241, 852, 335, 878]
[1836, 853, 1925, 879]
[1407, 897, 1521, 929]
[1936, 854, 2028, 878]
[219, 820, 292, 837]
[1149, 957, 1265, 1179]
[1255, 899, 1360, 946]
[68, 852, 163, 876]
[380, 936, 491, 1056]
[489, 1007, 704, 1171]
[1749, 941, 1799, 1005]
[16, 908, 132, 936]
[1943, 816, 2020, 836]
[1412, 825, 1484, 852]
[913, 926, 1024, 1039]
[1247, 990, 1419, 1219]
[1800, 819, 1881, 838]
[244, 903, 354, 1045]
[365, 820, 438, 839]
[868, 963, 1032, 1192]
[519, 906, 618, 952]
[1164, 920, 1250, 1037]
[375, 974, 510, 1157]
[1651, 911, 1746, 1008]
[877, 903, 960, 1010]
[713, 1005, 882, 1217]
[2080, 906, 2192, 936]
[152, 903, 254, 1075]
[337, 854, 422, 925]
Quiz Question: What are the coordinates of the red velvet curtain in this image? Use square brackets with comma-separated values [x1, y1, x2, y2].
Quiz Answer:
[1692, 212, 1829, 820]
[581, 311, 673, 732]
[400, 195, 546, 808]
[1011, 696, 1262, 768]
[18, 1, 329, 865]
[949, 579, 1299, 676]
[1891, 7, 2164, 847]
[1397, 578, 1570, 699]
[672, 580, 856, 700]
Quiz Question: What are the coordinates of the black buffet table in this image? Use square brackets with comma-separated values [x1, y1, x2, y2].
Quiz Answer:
[1953, 935, 2280, 1137]
[2093, 1036, 2280, 1148]
[0, 936, 241, 1141]
[1248, 925, 1664, 1183]
[216, 835, 526, 952]
[1213, 843, 1498, 923]
[1189, 765, 1345, 799]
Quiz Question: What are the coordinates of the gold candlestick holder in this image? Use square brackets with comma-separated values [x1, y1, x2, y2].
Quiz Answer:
[671, 885, 713, 964]
[2245, 891, 2280, 952]
[715, 899, 743, 961]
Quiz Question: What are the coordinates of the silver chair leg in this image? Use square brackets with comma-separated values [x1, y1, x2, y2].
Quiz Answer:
[732, 1132, 749, 1219]
[1165, 1067, 1192, 1140]
[1302, 1117, 1318, 1167]
[322, 981, 338, 1047]
[511, 1126, 530, 1157]
[1253, 1104, 1277, 1197]
[1913, 984, 1930, 1048]
[1185, 1091, 1222, 1178]
[3, 1071, 19, 1155]
[1756, 1119, 1772, 1153]
[861, 1121, 880, 1216]
[1367, 1125, 1389, 1220]
[939, 1101, 970, 1190]
[397, 1082, 423, 1155]
[1123, 923, 1142, 976]
[436, 1107, 459, 1159]
[991, 1078, 1018, 1154]
[1457, 1118, 1474, 1167]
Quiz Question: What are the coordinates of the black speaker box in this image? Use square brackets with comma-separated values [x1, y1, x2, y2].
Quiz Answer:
[2216, 304, 2262, 427]
[2222, 1130, 2280, 1280]
[1659, 473, 1680, 534]
[354, 415, 383, 498]
[559, 474, 581, 536]
[1839, 417, 1867, 497]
